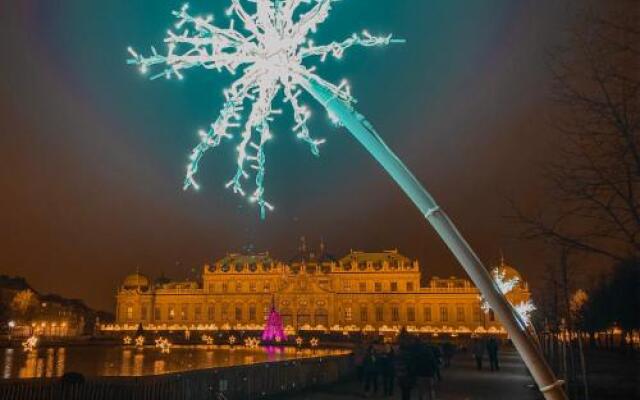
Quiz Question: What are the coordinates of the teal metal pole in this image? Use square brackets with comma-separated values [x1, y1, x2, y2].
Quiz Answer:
[300, 76, 568, 400]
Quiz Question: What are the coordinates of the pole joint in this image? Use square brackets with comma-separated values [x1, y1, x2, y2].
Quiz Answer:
[424, 206, 441, 219]
[539, 380, 565, 393]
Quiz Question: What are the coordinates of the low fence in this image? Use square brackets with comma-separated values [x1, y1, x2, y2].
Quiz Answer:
[0, 353, 353, 400]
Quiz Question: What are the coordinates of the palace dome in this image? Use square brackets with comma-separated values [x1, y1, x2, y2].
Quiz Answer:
[491, 260, 527, 289]
[122, 273, 150, 290]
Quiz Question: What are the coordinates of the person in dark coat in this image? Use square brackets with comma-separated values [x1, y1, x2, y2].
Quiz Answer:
[414, 339, 438, 400]
[487, 337, 500, 371]
[363, 345, 379, 396]
[395, 332, 416, 400]
[379, 343, 395, 396]
[472, 338, 485, 370]
[442, 341, 455, 368]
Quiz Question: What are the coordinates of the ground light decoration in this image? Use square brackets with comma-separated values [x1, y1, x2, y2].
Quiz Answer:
[481, 267, 537, 326]
[126, 1, 566, 398]
[155, 337, 172, 353]
[22, 335, 38, 352]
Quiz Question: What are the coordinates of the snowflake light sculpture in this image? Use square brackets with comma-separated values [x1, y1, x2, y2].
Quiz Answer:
[127, 0, 403, 218]
[481, 267, 536, 326]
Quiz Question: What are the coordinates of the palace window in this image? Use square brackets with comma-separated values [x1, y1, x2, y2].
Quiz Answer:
[263, 304, 270, 320]
[207, 304, 215, 320]
[406, 282, 415, 292]
[154, 306, 161, 321]
[473, 305, 481, 322]
[126, 305, 133, 321]
[235, 305, 242, 321]
[407, 306, 415, 322]
[235, 282, 242, 292]
[489, 310, 495, 322]
[375, 305, 384, 322]
[342, 281, 351, 291]
[390, 282, 398, 292]
[391, 306, 399, 322]
[168, 305, 175, 321]
[181, 304, 188, 321]
[249, 305, 256, 321]
[249, 282, 257, 292]
[221, 304, 229, 321]
[456, 304, 465, 322]
[222, 283, 228, 293]
[264, 282, 271, 292]
[439, 304, 448, 322]
[423, 305, 432, 322]
[374, 282, 382, 292]
[194, 304, 202, 321]
[141, 304, 148, 321]
[360, 305, 368, 322]
[344, 306, 353, 322]
[359, 282, 367, 292]
[208, 283, 214, 292]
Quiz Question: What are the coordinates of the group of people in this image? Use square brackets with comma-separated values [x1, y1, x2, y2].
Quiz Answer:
[471, 337, 501, 371]
[355, 330, 455, 400]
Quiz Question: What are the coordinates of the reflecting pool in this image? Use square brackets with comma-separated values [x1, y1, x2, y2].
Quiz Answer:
[1, 346, 347, 379]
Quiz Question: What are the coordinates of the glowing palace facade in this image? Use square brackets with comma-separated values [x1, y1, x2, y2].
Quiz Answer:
[108, 247, 530, 336]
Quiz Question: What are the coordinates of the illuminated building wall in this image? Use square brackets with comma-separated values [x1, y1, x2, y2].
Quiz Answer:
[109, 248, 530, 336]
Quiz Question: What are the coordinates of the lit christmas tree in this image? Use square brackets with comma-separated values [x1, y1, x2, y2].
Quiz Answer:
[262, 298, 286, 342]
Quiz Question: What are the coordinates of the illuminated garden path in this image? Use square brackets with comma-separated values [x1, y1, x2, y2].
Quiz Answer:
[285, 347, 542, 400]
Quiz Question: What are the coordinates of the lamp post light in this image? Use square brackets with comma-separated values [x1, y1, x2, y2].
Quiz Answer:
[126, 2, 566, 398]
[8, 320, 15, 341]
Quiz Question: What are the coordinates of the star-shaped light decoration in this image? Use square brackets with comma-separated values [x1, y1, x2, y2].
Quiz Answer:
[309, 337, 319, 347]
[202, 334, 215, 345]
[127, 0, 403, 218]
[22, 335, 38, 352]
[135, 335, 145, 347]
[295, 336, 303, 347]
[155, 337, 173, 353]
[123, 335, 133, 345]
[228, 335, 237, 345]
[244, 337, 261, 348]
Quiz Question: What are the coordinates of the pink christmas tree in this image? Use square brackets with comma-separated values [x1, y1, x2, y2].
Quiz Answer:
[262, 299, 287, 342]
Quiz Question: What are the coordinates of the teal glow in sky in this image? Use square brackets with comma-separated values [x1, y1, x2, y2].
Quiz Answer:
[0, 1, 573, 310]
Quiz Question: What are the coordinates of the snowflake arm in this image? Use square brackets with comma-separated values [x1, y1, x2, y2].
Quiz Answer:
[300, 32, 405, 61]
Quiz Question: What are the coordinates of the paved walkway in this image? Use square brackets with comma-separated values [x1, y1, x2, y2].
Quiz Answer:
[287, 348, 543, 400]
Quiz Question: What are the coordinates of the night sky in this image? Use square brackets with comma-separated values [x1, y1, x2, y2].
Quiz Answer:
[1, 1, 579, 311]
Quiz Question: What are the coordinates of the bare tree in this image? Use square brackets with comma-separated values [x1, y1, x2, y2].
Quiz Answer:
[513, 5, 640, 262]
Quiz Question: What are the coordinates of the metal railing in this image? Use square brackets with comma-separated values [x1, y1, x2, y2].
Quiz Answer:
[0, 353, 353, 400]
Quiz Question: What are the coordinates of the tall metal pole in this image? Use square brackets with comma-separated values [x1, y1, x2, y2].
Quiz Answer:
[300, 76, 568, 400]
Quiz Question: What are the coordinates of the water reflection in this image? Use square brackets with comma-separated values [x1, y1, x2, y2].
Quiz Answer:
[1, 345, 347, 379]
[3, 349, 13, 379]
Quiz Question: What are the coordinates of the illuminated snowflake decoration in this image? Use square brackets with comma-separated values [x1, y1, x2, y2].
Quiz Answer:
[481, 267, 536, 326]
[127, 0, 402, 218]
[513, 300, 536, 326]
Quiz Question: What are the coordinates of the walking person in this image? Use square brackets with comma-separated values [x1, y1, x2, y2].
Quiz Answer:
[472, 337, 485, 370]
[414, 338, 437, 400]
[363, 345, 379, 396]
[354, 343, 366, 385]
[395, 331, 416, 400]
[442, 341, 455, 368]
[487, 337, 500, 371]
[380, 343, 395, 396]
